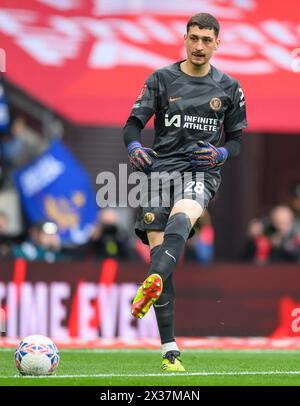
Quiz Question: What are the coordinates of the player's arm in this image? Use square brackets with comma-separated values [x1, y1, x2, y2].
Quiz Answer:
[190, 80, 247, 169]
[123, 116, 157, 173]
[222, 80, 247, 159]
[224, 129, 242, 159]
[123, 73, 159, 173]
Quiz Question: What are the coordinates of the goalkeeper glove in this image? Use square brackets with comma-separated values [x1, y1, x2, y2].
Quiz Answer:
[190, 141, 228, 170]
[128, 141, 158, 173]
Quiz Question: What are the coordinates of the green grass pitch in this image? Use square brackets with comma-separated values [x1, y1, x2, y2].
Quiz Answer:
[1, 349, 300, 386]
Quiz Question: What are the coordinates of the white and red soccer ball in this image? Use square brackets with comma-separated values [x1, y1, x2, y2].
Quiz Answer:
[15, 335, 59, 376]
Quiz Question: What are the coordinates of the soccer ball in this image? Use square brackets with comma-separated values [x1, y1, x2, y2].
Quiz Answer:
[15, 335, 60, 376]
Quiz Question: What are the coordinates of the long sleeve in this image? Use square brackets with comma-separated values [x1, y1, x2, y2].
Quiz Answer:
[224, 129, 243, 159]
[123, 116, 143, 148]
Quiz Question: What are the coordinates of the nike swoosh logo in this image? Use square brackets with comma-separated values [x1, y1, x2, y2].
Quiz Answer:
[154, 301, 170, 308]
[165, 250, 176, 263]
[168, 96, 182, 102]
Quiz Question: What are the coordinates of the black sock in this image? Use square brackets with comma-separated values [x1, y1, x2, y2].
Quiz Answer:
[149, 234, 185, 282]
[149, 245, 175, 344]
[148, 213, 192, 282]
[154, 274, 175, 344]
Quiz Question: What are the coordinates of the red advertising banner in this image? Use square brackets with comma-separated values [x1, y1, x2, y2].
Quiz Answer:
[1, 0, 300, 132]
[1, 260, 300, 340]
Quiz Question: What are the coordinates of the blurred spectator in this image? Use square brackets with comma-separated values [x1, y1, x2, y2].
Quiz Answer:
[0, 211, 7, 232]
[244, 206, 300, 263]
[90, 208, 138, 260]
[290, 181, 300, 234]
[0, 76, 49, 250]
[268, 206, 300, 263]
[0, 189, 24, 260]
[185, 210, 214, 263]
[0, 211, 10, 259]
[0, 187, 23, 235]
[12, 221, 65, 263]
[0, 75, 47, 173]
[243, 218, 271, 263]
[0, 114, 47, 168]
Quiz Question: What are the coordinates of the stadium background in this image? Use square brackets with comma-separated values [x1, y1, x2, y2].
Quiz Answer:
[1, 0, 300, 347]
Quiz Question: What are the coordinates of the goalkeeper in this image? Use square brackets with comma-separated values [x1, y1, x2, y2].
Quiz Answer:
[123, 13, 247, 372]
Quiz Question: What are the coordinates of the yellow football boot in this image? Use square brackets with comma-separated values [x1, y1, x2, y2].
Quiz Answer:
[161, 351, 186, 372]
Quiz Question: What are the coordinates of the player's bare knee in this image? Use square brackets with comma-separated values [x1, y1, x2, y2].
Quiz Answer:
[147, 230, 164, 249]
[171, 199, 203, 227]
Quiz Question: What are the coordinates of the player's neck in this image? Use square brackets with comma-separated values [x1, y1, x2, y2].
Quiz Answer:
[180, 60, 211, 77]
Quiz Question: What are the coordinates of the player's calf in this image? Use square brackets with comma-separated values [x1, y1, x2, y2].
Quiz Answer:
[148, 212, 193, 282]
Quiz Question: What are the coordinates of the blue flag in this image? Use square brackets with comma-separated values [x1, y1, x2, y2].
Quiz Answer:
[0, 80, 10, 133]
[14, 140, 99, 245]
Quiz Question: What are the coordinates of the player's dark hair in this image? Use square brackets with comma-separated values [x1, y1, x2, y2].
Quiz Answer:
[187, 13, 220, 37]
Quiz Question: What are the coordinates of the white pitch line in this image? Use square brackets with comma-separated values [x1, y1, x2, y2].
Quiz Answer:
[0, 348, 161, 353]
[1, 371, 300, 379]
[1, 348, 300, 354]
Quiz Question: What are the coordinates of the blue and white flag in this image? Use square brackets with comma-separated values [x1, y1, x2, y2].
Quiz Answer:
[14, 140, 99, 245]
[0, 80, 10, 133]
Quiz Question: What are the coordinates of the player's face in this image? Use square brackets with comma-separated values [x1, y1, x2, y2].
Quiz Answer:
[184, 26, 219, 67]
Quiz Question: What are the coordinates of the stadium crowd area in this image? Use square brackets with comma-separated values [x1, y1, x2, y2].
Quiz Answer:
[1, 79, 300, 264]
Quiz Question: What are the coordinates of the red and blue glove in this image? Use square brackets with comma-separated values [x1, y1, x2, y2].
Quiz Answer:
[190, 141, 228, 170]
[128, 141, 158, 173]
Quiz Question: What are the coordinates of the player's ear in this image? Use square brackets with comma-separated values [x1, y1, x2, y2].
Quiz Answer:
[215, 38, 220, 50]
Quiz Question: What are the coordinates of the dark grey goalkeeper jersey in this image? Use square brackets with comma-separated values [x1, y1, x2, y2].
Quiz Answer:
[129, 61, 247, 173]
